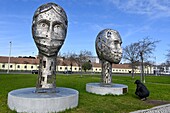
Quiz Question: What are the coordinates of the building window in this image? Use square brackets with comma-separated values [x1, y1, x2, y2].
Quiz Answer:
[96, 69, 97, 71]
[113, 69, 115, 71]
[60, 67, 62, 70]
[31, 66, 33, 69]
[24, 66, 27, 69]
[65, 67, 67, 70]
[75, 68, 77, 70]
[2, 65, 5, 68]
[99, 69, 101, 71]
[17, 65, 20, 68]
[79, 68, 81, 70]
[10, 65, 13, 68]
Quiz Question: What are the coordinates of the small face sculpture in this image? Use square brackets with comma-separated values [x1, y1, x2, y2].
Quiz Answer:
[95, 29, 122, 64]
[32, 3, 68, 56]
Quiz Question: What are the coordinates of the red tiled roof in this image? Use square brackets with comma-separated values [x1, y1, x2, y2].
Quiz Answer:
[92, 62, 131, 69]
[0, 56, 39, 64]
[0, 56, 131, 69]
[112, 64, 131, 69]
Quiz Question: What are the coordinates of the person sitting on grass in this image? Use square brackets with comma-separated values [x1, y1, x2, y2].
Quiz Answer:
[134, 80, 150, 101]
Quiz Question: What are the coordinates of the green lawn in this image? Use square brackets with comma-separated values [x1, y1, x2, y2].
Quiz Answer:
[0, 74, 170, 113]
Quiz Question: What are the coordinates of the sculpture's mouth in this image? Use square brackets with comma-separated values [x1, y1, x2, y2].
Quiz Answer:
[33, 36, 65, 56]
[37, 45, 61, 56]
[34, 36, 64, 45]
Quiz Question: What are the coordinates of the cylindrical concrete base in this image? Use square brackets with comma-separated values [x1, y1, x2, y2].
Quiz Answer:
[8, 87, 79, 113]
[86, 83, 128, 95]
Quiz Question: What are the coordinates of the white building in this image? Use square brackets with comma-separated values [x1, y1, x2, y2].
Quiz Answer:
[0, 56, 156, 74]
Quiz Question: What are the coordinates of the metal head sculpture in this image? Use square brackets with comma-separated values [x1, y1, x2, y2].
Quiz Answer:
[32, 3, 68, 93]
[95, 29, 122, 63]
[32, 2, 67, 56]
[95, 29, 122, 86]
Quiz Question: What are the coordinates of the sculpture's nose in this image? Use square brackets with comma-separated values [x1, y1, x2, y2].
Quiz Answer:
[46, 22, 53, 38]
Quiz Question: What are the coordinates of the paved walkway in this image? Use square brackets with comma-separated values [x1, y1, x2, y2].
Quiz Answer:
[130, 104, 170, 113]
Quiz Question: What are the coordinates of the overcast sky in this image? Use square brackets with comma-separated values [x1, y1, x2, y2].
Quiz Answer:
[0, 0, 170, 64]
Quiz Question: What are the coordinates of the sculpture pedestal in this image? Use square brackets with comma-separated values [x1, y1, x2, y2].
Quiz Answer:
[86, 83, 128, 95]
[8, 87, 79, 113]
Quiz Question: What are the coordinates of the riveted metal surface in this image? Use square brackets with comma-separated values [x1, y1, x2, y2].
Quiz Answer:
[95, 29, 122, 85]
[95, 29, 122, 64]
[32, 3, 67, 93]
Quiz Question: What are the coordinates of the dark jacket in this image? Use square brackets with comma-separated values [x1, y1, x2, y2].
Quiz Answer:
[134, 80, 150, 99]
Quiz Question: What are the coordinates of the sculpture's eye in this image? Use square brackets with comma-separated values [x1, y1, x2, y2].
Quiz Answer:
[37, 22, 48, 31]
[114, 40, 119, 49]
[107, 32, 112, 38]
[54, 25, 60, 32]
[41, 23, 48, 28]
[53, 22, 65, 34]
[42, 23, 46, 27]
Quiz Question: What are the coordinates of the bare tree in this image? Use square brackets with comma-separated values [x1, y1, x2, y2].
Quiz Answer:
[123, 42, 140, 79]
[61, 50, 92, 76]
[62, 52, 78, 72]
[76, 50, 92, 77]
[166, 48, 170, 61]
[67, 52, 77, 72]
[137, 37, 159, 83]
[165, 60, 170, 67]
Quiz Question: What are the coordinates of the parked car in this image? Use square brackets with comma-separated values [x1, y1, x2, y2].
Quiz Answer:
[63, 71, 72, 74]
[32, 70, 38, 74]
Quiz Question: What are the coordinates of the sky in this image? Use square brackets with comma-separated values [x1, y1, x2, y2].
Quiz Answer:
[0, 0, 170, 64]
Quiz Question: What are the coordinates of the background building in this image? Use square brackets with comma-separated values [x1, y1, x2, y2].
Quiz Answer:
[0, 56, 155, 74]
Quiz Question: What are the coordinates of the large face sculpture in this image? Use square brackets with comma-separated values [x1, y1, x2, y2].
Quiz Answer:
[95, 29, 122, 64]
[32, 3, 68, 56]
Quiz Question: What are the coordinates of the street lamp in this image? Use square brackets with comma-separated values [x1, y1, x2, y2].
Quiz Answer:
[155, 57, 157, 76]
[7, 41, 12, 73]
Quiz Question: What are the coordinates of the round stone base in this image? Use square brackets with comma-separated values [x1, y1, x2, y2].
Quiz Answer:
[8, 87, 79, 113]
[86, 83, 128, 95]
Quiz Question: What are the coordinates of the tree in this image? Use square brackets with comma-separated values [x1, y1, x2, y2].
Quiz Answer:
[67, 52, 77, 72]
[123, 42, 140, 79]
[166, 48, 170, 62]
[76, 50, 92, 77]
[165, 60, 170, 67]
[137, 37, 159, 83]
[61, 50, 92, 76]
[61, 52, 76, 72]
[82, 60, 92, 72]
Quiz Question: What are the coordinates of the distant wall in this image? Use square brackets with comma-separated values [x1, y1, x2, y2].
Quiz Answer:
[0, 62, 144, 74]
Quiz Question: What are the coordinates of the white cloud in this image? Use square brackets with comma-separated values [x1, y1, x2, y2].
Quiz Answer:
[123, 26, 149, 39]
[109, 0, 170, 18]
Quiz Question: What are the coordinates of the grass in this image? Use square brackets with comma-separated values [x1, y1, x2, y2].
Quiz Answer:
[0, 73, 170, 113]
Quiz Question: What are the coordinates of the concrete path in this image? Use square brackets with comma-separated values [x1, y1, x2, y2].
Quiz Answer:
[130, 104, 170, 113]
